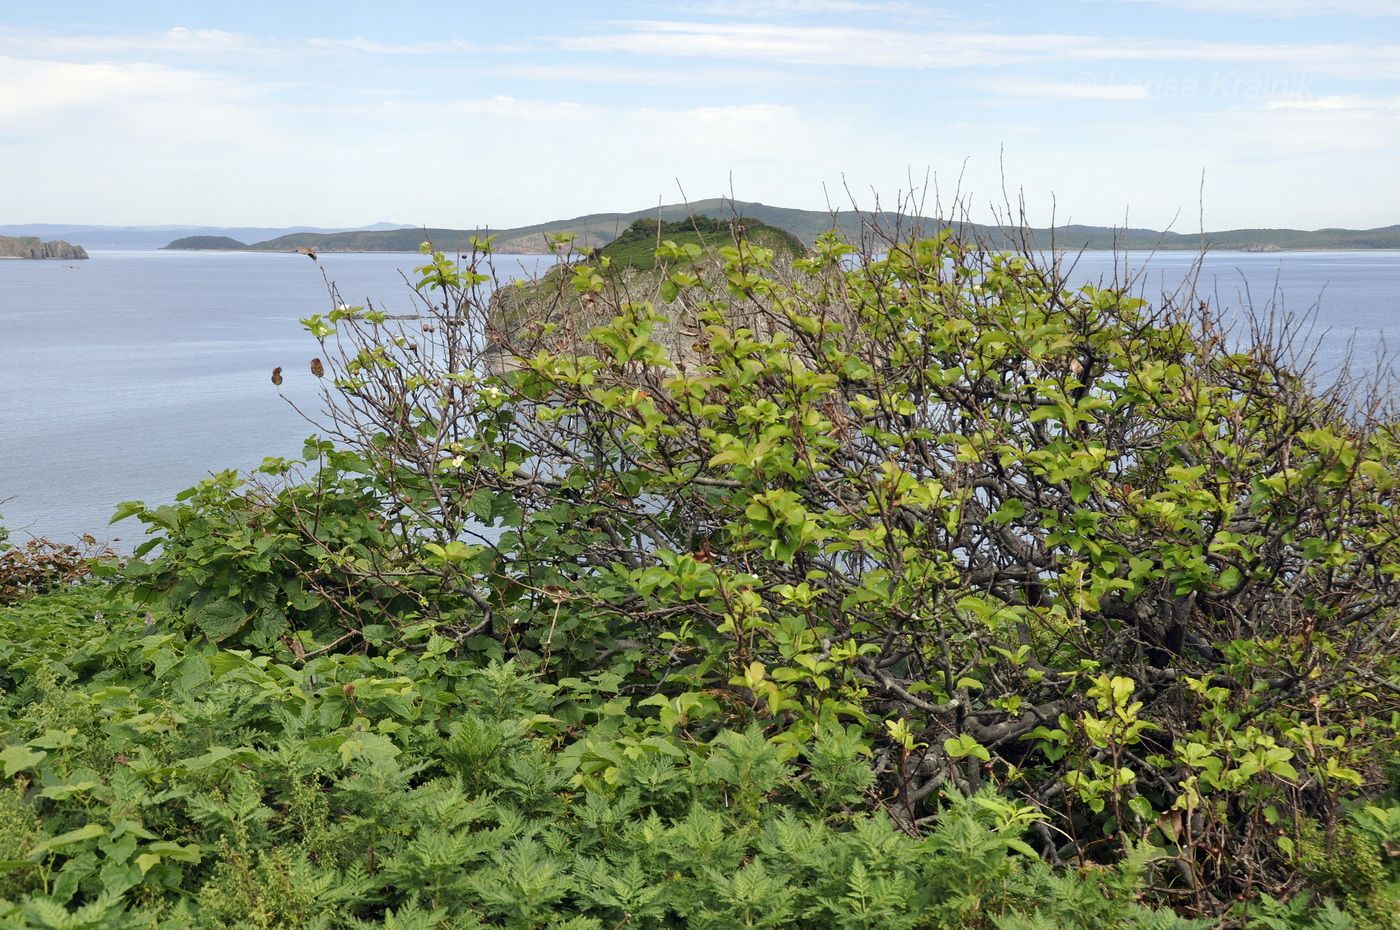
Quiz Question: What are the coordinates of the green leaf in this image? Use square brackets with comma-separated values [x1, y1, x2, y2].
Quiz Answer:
[109, 500, 146, 524]
[991, 499, 1026, 524]
[176, 653, 213, 691]
[38, 780, 100, 800]
[1127, 795, 1155, 821]
[944, 734, 991, 762]
[29, 822, 106, 858]
[137, 841, 202, 874]
[337, 732, 400, 768]
[180, 746, 260, 772]
[1, 744, 46, 778]
[188, 598, 248, 643]
[253, 607, 289, 642]
[1004, 838, 1039, 857]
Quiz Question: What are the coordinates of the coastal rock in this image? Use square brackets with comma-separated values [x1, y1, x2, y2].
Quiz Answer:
[487, 265, 681, 374]
[485, 218, 812, 374]
[487, 261, 804, 377]
[0, 236, 89, 260]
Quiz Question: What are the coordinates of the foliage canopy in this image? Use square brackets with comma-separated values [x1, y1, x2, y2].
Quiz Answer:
[3, 221, 1398, 927]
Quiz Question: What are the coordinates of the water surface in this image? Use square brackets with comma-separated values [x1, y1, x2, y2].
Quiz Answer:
[1, 249, 1396, 546]
[1, 250, 552, 546]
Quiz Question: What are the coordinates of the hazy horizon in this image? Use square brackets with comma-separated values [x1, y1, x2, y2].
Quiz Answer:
[6, 201, 1400, 237]
[3, 1, 1399, 231]
[7, 197, 1400, 239]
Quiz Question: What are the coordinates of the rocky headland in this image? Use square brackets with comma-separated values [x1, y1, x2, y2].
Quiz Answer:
[485, 217, 808, 374]
[0, 236, 88, 259]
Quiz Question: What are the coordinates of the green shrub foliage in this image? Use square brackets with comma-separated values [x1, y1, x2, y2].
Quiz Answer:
[595, 216, 806, 271]
[0, 587, 1229, 929]
[9, 226, 1394, 925]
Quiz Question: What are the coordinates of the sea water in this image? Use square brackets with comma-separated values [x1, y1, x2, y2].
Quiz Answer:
[1, 249, 1396, 545]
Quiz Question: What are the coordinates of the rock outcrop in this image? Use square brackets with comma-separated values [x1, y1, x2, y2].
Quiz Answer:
[486, 255, 806, 376]
[0, 236, 89, 259]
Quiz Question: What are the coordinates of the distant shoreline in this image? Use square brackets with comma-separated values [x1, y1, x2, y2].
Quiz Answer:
[150, 202, 1400, 255]
[150, 245, 1400, 255]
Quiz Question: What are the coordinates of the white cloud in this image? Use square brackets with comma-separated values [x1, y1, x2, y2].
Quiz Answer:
[482, 60, 882, 87]
[0, 51, 291, 224]
[310, 98, 852, 227]
[1072, 40, 1400, 81]
[446, 95, 592, 118]
[304, 37, 490, 55]
[557, 22, 1071, 68]
[1267, 94, 1400, 110]
[983, 79, 1150, 101]
[0, 59, 843, 227]
[557, 21, 1400, 79]
[0, 53, 255, 125]
[148, 27, 255, 51]
[672, 0, 932, 16]
[1, 15, 1396, 231]
[1116, 0, 1400, 15]
[994, 102, 1400, 229]
[0, 27, 258, 59]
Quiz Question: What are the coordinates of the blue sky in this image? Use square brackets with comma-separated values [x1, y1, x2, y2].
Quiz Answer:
[2, 1, 1398, 229]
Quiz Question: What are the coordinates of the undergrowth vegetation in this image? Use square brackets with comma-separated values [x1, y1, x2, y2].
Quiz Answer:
[0, 585, 1231, 930]
[2, 219, 1398, 928]
[0, 529, 104, 607]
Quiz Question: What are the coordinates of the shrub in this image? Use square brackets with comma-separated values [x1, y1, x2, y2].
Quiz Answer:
[109, 224, 1400, 920]
[1, 587, 1220, 929]
[0, 535, 108, 605]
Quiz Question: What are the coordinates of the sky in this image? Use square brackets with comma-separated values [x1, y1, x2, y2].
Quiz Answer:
[2, 1, 1398, 231]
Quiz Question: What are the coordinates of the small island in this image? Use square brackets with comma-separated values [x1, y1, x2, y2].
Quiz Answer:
[161, 235, 248, 250]
[0, 235, 88, 260]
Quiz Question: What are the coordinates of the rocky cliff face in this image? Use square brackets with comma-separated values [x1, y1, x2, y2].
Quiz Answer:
[0, 236, 89, 259]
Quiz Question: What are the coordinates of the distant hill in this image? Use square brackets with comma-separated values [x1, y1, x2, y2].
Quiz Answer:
[229, 200, 878, 255]
[158, 200, 1400, 255]
[0, 222, 413, 251]
[162, 235, 248, 251]
[0, 236, 87, 260]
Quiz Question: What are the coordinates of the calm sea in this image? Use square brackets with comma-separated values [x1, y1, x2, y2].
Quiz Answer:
[2, 249, 1397, 546]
